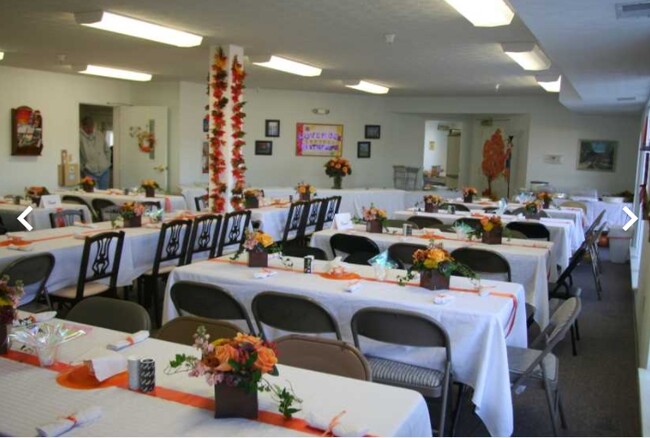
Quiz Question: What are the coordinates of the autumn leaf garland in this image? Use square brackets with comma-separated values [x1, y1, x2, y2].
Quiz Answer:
[230, 55, 247, 211]
[209, 47, 229, 213]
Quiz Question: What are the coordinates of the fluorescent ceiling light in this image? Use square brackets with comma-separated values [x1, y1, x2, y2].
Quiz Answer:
[345, 80, 390, 95]
[536, 75, 561, 93]
[252, 55, 322, 77]
[501, 43, 551, 71]
[79, 65, 152, 82]
[0, 52, 4, 61]
[75, 11, 202, 47]
[444, 0, 514, 27]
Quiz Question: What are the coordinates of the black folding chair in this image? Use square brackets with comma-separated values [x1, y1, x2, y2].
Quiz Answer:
[281, 201, 308, 247]
[216, 210, 251, 256]
[506, 222, 551, 241]
[1, 253, 55, 312]
[185, 214, 223, 264]
[282, 245, 328, 261]
[195, 194, 208, 211]
[329, 233, 380, 266]
[49, 209, 84, 228]
[439, 203, 470, 212]
[387, 243, 427, 269]
[407, 215, 443, 229]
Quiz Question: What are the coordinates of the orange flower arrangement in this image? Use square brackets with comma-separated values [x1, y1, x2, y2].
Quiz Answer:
[398, 243, 475, 285]
[295, 182, 316, 194]
[536, 191, 553, 202]
[479, 215, 502, 232]
[324, 157, 352, 177]
[462, 187, 478, 197]
[362, 204, 387, 222]
[424, 194, 443, 205]
[79, 176, 96, 187]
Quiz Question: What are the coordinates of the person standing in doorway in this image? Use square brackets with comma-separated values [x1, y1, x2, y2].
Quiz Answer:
[79, 116, 111, 189]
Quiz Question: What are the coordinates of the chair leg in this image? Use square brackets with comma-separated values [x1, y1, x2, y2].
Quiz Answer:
[574, 319, 581, 340]
[543, 381, 559, 436]
[570, 325, 578, 356]
[123, 285, 133, 301]
[450, 382, 467, 437]
[150, 277, 161, 328]
[590, 256, 602, 300]
[557, 390, 568, 429]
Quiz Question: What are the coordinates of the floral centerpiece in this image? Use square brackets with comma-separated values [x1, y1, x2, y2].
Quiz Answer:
[462, 187, 478, 203]
[167, 328, 301, 419]
[141, 179, 160, 198]
[243, 189, 263, 209]
[423, 194, 443, 213]
[295, 182, 316, 202]
[473, 215, 504, 244]
[536, 191, 553, 209]
[362, 204, 387, 233]
[324, 157, 351, 190]
[233, 230, 281, 267]
[118, 202, 145, 228]
[524, 200, 542, 218]
[0, 276, 24, 354]
[399, 244, 474, 290]
[79, 176, 96, 193]
[26, 186, 49, 205]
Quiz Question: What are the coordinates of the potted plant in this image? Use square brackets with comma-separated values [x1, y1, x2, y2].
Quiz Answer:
[462, 187, 478, 203]
[476, 216, 504, 245]
[362, 204, 387, 233]
[399, 244, 474, 290]
[295, 182, 316, 202]
[423, 194, 443, 213]
[0, 276, 24, 354]
[523, 200, 542, 219]
[235, 230, 281, 267]
[141, 179, 160, 198]
[536, 191, 553, 209]
[119, 202, 145, 228]
[166, 327, 301, 419]
[324, 157, 351, 190]
[79, 176, 96, 193]
[243, 189, 262, 209]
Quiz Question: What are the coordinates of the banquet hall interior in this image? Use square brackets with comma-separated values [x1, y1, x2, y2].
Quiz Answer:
[1, 0, 650, 436]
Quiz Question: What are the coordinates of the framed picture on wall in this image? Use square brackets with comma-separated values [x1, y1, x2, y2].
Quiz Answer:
[364, 125, 380, 139]
[357, 141, 371, 158]
[11, 106, 44, 156]
[295, 123, 343, 157]
[577, 139, 617, 172]
[255, 140, 273, 155]
[265, 120, 280, 137]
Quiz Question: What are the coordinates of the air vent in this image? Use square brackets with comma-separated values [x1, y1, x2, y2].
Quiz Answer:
[616, 1, 650, 18]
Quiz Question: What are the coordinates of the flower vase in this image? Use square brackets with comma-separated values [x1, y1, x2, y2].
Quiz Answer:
[214, 384, 258, 419]
[30, 196, 41, 206]
[144, 187, 155, 198]
[299, 193, 311, 202]
[482, 227, 503, 245]
[123, 216, 142, 228]
[0, 324, 9, 354]
[332, 176, 342, 190]
[424, 203, 438, 213]
[82, 184, 94, 193]
[463, 195, 474, 203]
[543, 200, 551, 209]
[366, 220, 383, 234]
[244, 197, 259, 209]
[419, 270, 450, 290]
[248, 250, 268, 268]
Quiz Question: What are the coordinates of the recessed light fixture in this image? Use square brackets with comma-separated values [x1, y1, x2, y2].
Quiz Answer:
[501, 43, 551, 71]
[0, 52, 4, 61]
[252, 55, 322, 77]
[312, 108, 330, 115]
[75, 11, 203, 47]
[536, 74, 561, 92]
[344, 80, 390, 95]
[78, 65, 152, 82]
[444, 0, 514, 27]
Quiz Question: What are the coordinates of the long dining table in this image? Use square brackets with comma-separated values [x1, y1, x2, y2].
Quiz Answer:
[57, 189, 188, 212]
[310, 225, 555, 328]
[1, 316, 431, 437]
[163, 254, 528, 437]
[0, 201, 94, 231]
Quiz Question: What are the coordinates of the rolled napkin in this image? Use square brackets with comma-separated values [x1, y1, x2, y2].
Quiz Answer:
[305, 410, 369, 437]
[15, 310, 57, 325]
[73, 222, 97, 229]
[36, 406, 102, 437]
[253, 269, 277, 279]
[433, 293, 455, 305]
[345, 280, 362, 293]
[86, 355, 127, 382]
[106, 330, 149, 351]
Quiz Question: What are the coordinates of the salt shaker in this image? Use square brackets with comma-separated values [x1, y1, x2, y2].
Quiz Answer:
[139, 358, 156, 392]
[127, 355, 140, 390]
[303, 255, 314, 273]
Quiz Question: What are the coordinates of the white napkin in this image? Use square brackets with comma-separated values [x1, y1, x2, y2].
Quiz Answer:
[7, 244, 33, 251]
[87, 355, 127, 381]
[36, 406, 102, 437]
[433, 293, 455, 305]
[345, 280, 362, 292]
[16, 310, 57, 324]
[305, 411, 369, 437]
[106, 330, 149, 351]
[73, 222, 97, 229]
[253, 269, 277, 279]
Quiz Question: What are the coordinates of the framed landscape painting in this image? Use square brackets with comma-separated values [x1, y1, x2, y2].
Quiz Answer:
[577, 140, 617, 172]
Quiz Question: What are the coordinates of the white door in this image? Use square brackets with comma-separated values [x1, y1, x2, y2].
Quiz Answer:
[114, 106, 168, 190]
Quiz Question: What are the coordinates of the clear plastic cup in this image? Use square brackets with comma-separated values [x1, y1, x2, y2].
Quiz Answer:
[36, 344, 59, 367]
[373, 264, 387, 281]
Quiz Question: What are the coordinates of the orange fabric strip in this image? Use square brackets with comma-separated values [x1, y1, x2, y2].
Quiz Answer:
[415, 233, 550, 250]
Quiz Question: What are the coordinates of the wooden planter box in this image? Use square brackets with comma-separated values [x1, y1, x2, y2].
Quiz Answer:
[419, 270, 450, 290]
[481, 227, 503, 245]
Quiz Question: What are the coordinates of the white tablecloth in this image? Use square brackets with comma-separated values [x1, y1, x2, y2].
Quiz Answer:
[163, 256, 527, 437]
[396, 209, 577, 270]
[1, 317, 431, 437]
[310, 226, 553, 329]
[57, 190, 188, 212]
[250, 206, 290, 242]
[556, 199, 632, 228]
[0, 223, 161, 292]
[179, 186, 208, 212]
[0, 202, 93, 231]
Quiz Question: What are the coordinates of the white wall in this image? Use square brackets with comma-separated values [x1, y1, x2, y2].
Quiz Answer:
[178, 81, 208, 188]
[0, 66, 134, 194]
[423, 120, 450, 173]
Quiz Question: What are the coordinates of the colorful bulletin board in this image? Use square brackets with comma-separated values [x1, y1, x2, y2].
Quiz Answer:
[296, 123, 343, 157]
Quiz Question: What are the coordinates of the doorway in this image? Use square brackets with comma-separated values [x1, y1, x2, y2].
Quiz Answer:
[79, 104, 114, 188]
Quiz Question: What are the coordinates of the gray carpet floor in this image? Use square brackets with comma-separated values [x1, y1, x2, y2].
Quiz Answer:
[436, 248, 640, 436]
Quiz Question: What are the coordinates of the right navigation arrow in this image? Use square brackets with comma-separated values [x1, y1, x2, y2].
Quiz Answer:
[623, 206, 638, 231]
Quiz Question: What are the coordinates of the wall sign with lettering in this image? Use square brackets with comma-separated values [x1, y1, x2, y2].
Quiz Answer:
[296, 123, 343, 157]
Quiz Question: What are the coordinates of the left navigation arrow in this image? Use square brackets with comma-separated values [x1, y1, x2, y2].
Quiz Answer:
[18, 206, 33, 231]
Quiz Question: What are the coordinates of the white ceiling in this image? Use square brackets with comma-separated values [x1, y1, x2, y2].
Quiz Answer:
[0, 0, 647, 114]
